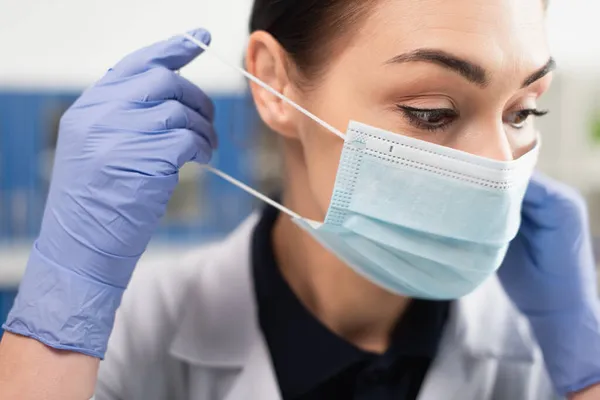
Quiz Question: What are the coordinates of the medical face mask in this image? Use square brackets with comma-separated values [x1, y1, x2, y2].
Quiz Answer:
[182, 33, 539, 300]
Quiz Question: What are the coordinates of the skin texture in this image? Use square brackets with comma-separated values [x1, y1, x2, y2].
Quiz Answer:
[0, 1, 597, 399]
[247, 0, 553, 353]
[0, 332, 99, 399]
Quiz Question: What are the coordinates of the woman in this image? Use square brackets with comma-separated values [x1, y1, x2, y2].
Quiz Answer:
[0, 0, 599, 399]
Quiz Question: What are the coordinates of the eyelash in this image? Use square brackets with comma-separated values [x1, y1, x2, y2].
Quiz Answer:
[508, 108, 549, 129]
[396, 105, 549, 132]
[397, 106, 458, 132]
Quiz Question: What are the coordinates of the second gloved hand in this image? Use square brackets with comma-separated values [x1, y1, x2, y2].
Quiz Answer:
[499, 172, 600, 396]
[3, 29, 215, 358]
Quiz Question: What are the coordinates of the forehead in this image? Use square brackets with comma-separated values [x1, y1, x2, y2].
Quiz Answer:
[354, 0, 550, 73]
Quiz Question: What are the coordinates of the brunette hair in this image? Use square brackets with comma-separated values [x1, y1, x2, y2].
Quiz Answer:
[249, 0, 549, 80]
[249, 0, 375, 80]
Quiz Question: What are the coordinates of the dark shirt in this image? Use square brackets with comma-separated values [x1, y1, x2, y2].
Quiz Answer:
[252, 204, 451, 400]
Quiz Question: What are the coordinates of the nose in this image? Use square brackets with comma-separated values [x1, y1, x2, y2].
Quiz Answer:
[454, 120, 514, 162]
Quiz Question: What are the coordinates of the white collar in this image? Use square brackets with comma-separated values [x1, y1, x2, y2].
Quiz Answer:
[168, 214, 259, 367]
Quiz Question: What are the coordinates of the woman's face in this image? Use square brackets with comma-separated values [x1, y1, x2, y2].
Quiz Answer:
[256, 0, 553, 219]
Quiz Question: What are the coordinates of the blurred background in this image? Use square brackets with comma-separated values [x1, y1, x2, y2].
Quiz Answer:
[0, 0, 599, 330]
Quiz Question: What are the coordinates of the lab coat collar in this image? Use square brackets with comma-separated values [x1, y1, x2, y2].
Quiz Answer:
[222, 331, 283, 400]
[168, 213, 536, 379]
[168, 214, 260, 368]
[417, 276, 538, 400]
[452, 275, 537, 362]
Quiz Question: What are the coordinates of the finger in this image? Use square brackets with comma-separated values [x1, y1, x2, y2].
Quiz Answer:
[522, 171, 554, 207]
[158, 101, 218, 149]
[139, 68, 215, 121]
[521, 171, 587, 226]
[103, 100, 218, 149]
[524, 171, 583, 206]
[104, 126, 213, 175]
[111, 28, 211, 78]
[166, 128, 213, 167]
[90, 68, 215, 122]
[113, 127, 213, 172]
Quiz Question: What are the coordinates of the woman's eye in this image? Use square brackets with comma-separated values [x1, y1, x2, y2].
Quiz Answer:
[397, 105, 458, 131]
[505, 109, 549, 129]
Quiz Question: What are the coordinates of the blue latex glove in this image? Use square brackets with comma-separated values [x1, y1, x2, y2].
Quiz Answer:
[499, 172, 600, 396]
[3, 28, 216, 358]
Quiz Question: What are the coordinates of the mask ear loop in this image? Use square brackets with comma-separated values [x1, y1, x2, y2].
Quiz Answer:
[180, 33, 345, 139]
[204, 166, 301, 220]
[180, 33, 332, 221]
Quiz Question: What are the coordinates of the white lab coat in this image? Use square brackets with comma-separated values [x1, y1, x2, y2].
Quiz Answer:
[95, 214, 561, 400]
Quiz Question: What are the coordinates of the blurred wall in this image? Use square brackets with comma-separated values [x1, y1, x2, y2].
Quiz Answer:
[1, 0, 599, 89]
[0, 0, 254, 92]
[0, 0, 270, 245]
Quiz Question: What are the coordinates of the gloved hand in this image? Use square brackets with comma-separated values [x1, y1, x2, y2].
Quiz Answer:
[3, 28, 216, 358]
[499, 172, 600, 396]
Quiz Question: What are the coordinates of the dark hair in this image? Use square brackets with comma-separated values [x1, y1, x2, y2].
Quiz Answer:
[250, 0, 550, 81]
[249, 0, 375, 82]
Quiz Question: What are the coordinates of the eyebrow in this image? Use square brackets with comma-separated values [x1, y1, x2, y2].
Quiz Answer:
[522, 58, 556, 87]
[385, 49, 556, 89]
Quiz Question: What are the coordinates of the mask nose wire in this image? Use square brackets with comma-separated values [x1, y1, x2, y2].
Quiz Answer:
[180, 33, 345, 139]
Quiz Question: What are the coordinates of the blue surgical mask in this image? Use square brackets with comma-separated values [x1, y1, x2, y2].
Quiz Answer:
[182, 33, 539, 300]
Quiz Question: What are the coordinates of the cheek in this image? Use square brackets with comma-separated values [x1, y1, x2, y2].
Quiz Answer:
[508, 128, 538, 158]
[297, 117, 345, 218]
[293, 81, 357, 218]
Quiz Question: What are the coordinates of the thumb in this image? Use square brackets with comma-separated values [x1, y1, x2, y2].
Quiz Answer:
[522, 171, 554, 207]
[111, 28, 211, 78]
[522, 171, 588, 229]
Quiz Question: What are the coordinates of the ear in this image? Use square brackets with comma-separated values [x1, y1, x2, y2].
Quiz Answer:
[246, 31, 299, 139]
